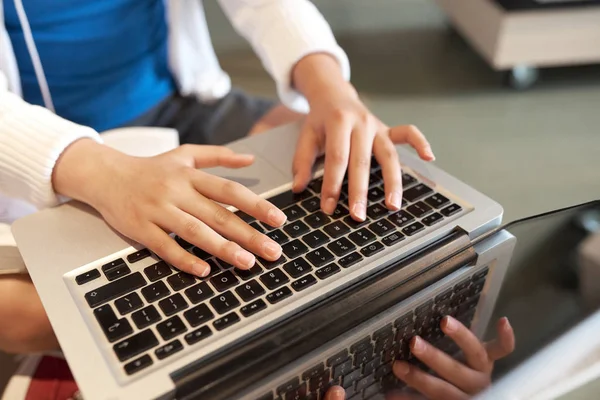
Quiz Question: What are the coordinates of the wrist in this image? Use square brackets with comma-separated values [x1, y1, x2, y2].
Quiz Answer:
[52, 138, 122, 206]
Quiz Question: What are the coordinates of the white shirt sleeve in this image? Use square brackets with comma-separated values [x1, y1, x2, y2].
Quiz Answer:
[218, 0, 351, 114]
[0, 87, 103, 209]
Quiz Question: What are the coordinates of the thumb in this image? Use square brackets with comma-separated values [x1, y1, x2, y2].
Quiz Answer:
[324, 386, 346, 400]
[292, 124, 321, 192]
[175, 144, 255, 169]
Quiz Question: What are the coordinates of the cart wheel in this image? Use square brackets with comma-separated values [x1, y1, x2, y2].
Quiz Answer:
[503, 65, 539, 90]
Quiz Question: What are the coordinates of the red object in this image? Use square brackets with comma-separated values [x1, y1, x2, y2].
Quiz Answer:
[24, 356, 79, 400]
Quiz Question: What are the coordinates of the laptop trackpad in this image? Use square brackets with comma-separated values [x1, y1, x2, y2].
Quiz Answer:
[201, 141, 289, 196]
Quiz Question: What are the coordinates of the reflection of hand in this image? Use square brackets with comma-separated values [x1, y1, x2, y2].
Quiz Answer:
[323, 317, 514, 400]
[392, 316, 515, 400]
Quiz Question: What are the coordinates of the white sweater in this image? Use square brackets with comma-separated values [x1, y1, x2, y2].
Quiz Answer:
[0, 0, 350, 219]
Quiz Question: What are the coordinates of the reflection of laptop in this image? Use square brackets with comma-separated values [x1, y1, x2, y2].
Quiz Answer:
[12, 121, 503, 400]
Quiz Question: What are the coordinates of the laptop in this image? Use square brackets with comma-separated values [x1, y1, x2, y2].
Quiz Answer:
[11, 121, 503, 400]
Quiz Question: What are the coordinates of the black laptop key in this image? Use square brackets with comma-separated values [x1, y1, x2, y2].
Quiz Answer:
[402, 222, 425, 237]
[306, 247, 335, 268]
[102, 258, 126, 273]
[361, 241, 384, 257]
[333, 357, 353, 379]
[85, 272, 146, 308]
[127, 248, 151, 264]
[270, 190, 312, 210]
[283, 205, 307, 222]
[382, 347, 394, 364]
[255, 394, 274, 400]
[339, 252, 363, 268]
[94, 304, 133, 342]
[291, 274, 317, 292]
[235, 279, 266, 301]
[342, 369, 362, 388]
[192, 246, 211, 260]
[309, 370, 331, 393]
[416, 300, 434, 316]
[315, 263, 341, 280]
[141, 281, 170, 303]
[308, 178, 323, 193]
[277, 378, 300, 396]
[304, 211, 331, 229]
[327, 237, 356, 257]
[354, 345, 374, 366]
[402, 173, 417, 187]
[388, 210, 415, 228]
[348, 228, 375, 247]
[155, 339, 184, 360]
[235, 210, 255, 223]
[473, 267, 489, 281]
[183, 303, 214, 327]
[105, 264, 131, 281]
[240, 299, 267, 317]
[369, 172, 383, 186]
[302, 363, 325, 380]
[367, 203, 388, 220]
[159, 293, 189, 316]
[144, 261, 172, 282]
[367, 186, 385, 202]
[213, 312, 241, 331]
[351, 337, 372, 353]
[115, 292, 144, 315]
[363, 357, 382, 376]
[373, 324, 393, 340]
[185, 325, 213, 345]
[114, 329, 159, 362]
[132, 305, 161, 329]
[258, 255, 286, 270]
[407, 201, 432, 218]
[470, 280, 486, 296]
[374, 363, 393, 379]
[285, 382, 307, 400]
[249, 221, 266, 233]
[302, 230, 329, 249]
[167, 272, 196, 292]
[284, 258, 312, 278]
[343, 215, 368, 229]
[283, 220, 310, 238]
[370, 157, 380, 170]
[324, 221, 350, 239]
[210, 270, 239, 292]
[363, 382, 380, 398]
[301, 196, 321, 213]
[157, 316, 187, 341]
[210, 291, 240, 314]
[76, 269, 100, 285]
[327, 349, 349, 367]
[356, 373, 376, 392]
[234, 265, 263, 281]
[124, 354, 153, 375]
[455, 278, 471, 292]
[375, 335, 394, 354]
[395, 311, 414, 328]
[403, 184, 433, 202]
[435, 288, 453, 303]
[441, 203, 462, 217]
[382, 232, 405, 247]
[422, 212, 443, 226]
[260, 268, 290, 290]
[184, 282, 214, 304]
[332, 204, 349, 219]
[266, 229, 289, 245]
[282, 239, 309, 259]
[267, 286, 293, 304]
[369, 219, 395, 237]
[424, 193, 450, 209]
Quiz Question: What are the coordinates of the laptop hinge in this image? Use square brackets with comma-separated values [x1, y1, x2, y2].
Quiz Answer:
[171, 229, 477, 400]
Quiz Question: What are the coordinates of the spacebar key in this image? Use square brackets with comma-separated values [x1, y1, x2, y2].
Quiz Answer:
[85, 272, 147, 308]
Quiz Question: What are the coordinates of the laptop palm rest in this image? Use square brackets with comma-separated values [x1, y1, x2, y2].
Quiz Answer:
[170, 230, 476, 400]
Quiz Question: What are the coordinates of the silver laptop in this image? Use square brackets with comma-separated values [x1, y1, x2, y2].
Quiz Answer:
[12, 121, 503, 400]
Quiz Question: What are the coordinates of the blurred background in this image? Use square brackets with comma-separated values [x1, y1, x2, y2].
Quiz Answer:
[2, 0, 600, 396]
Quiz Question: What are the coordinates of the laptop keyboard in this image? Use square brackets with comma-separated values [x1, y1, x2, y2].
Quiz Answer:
[254, 267, 489, 400]
[73, 160, 466, 378]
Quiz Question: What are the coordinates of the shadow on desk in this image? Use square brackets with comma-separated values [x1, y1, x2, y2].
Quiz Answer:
[0, 352, 17, 395]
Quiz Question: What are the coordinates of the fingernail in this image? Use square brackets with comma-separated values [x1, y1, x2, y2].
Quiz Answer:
[502, 317, 512, 331]
[426, 147, 436, 160]
[263, 241, 281, 259]
[411, 336, 424, 354]
[192, 262, 210, 278]
[444, 316, 458, 333]
[235, 250, 255, 269]
[268, 208, 286, 226]
[236, 153, 255, 160]
[328, 386, 345, 400]
[352, 202, 366, 221]
[389, 191, 402, 209]
[324, 197, 337, 214]
[394, 361, 410, 376]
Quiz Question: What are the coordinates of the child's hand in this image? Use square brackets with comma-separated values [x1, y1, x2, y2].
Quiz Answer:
[53, 140, 287, 276]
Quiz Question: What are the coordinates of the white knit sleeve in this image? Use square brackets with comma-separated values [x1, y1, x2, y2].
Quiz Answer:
[218, 0, 351, 114]
[0, 90, 103, 208]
